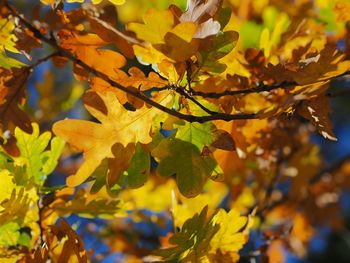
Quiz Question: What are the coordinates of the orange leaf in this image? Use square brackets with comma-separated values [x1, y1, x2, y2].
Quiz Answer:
[59, 30, 126, 78]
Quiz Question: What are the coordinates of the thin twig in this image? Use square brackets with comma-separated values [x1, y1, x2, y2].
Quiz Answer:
[29, 51, 61, 68]
[190, 81, 297, 98]
[310, 153, 350, 184]
[176, 87, 218, 115]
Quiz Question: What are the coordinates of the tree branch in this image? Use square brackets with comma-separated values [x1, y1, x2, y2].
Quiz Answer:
[29, 51, 60, 68]
[189, 70, 350, 99]
[175, 87, 218, 115]
[309, 153, 350, 184]
[5, 1, 257, 123]
[190, 81, 297, 98]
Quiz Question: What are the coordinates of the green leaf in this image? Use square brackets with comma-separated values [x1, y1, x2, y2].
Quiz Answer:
[209, 31, 239, 60]
[90, 159, 108, 194]
[239, 21, 263, 49]
[0, 222, 20, 247]
[152, 138, 216, 197]
[0, 152, 8, 167]
[124, 143, 150, 188]
[14, 123, 51, 185]
[200, 31, 239, 73]
[0, 52, 25, 69]
[42, 136, 65, 175]
[18, 231, 31, 248]
[175, 121, 214, 151]
[14, 123, 64, 186]
[217, 7, 232, 29]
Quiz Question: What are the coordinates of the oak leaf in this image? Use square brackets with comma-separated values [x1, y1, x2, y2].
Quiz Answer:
[88, 14, 136, 58]
[49, 219, 88, 263]
[128, 9, 175, 44]
[13, 123, 65, 186]
[155, 205, 251, 262]
[154, 22, 199, 62]
[53, 90, 172, 187]
[155, 206, 219, 262]
[47, 187, 128, 219]
[0, 18, 25, 69]
[0, 68, 31, 133]
[298, 95, 337, 141]
[208, 209, 249, 260]
[152, 137, 216, 197]
[58, 30, 126, 78]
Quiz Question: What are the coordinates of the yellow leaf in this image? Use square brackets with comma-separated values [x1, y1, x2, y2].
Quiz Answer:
[53, 90, 172, 187]
[120, 178, 176, 213]
[210, 209, 248, 253]
[334, 1, 350, 22]
[0, 170, 39, 227]
[107, 0, 126, 4]
[172, 181, 228, 227]
[154, 22, 199, 62]
[128, 9, 175, 44]
[0, 19, 20, 54]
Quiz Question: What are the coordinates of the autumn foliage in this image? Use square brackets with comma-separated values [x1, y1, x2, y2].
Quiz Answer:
[1, 0, 350, 262]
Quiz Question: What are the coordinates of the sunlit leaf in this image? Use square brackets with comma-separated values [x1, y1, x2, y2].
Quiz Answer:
[13, 123, 64, 186]
[53, 90, 172, 188]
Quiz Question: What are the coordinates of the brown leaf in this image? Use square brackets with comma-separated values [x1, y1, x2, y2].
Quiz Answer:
[1, 135, 20, 157]
[15, 28, 42, 59]
[211, 129, 236, 151]
[107, 143, 135, 187]
[0, 68, 32, 133]
[298, 95, 337, 141]
[50, 219, 88, 263]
